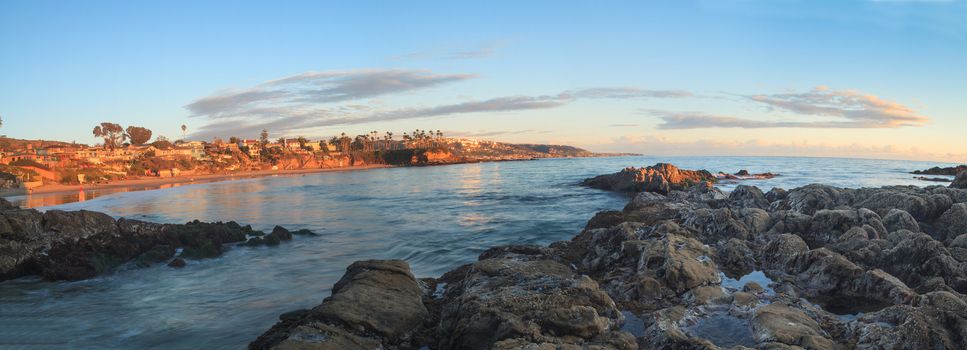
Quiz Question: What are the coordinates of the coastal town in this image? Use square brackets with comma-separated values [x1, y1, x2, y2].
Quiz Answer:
[0, 122, 600, 194]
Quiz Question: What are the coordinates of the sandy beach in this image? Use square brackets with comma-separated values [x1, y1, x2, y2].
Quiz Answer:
[18, 164, 393, 197]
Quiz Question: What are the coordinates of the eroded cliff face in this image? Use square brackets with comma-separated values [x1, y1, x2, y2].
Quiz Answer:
[253, 166, 967, 350]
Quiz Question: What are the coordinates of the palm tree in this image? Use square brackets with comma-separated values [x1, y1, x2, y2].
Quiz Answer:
[181, 124, 187, 140]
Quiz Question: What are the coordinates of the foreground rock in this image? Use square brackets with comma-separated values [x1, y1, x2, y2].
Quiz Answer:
[951, 171, 967, 189]
[0, 199, 313, 281]
[255, 165, 967, 349]
[251, 260, 428, 349]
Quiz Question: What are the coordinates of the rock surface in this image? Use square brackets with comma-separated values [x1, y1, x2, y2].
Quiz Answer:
[582, 163, 716, 194]
[951, 171, 967, 189]
[250, 260, 428, 349]
[913, 165, 967, 176]
[253, 164, 967, 349]
[0, 198, 311, 281]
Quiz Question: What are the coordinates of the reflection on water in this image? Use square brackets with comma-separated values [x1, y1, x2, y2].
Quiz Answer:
[0, 156, 955, 349]
[721, 271, 776, 296]
[808, 296, 893, 322]
[683, 311, 756, 348]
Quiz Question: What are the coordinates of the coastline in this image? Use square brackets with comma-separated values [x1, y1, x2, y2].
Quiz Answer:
[7, 154, 622, 199]
[15, 164, 394, 197]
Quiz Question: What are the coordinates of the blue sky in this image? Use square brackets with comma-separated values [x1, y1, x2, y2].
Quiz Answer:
[1, 0, 965, 161]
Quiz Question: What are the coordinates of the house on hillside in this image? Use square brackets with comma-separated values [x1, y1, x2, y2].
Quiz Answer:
[177, 141, 209, 160]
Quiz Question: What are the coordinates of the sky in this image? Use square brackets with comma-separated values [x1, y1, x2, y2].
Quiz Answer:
[1, 0, 965, 162]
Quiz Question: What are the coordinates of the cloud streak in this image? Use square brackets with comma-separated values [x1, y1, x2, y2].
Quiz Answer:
[185, 69, 475, 119]
[186, 68, 694, 139]
[649, 87, 928, 129]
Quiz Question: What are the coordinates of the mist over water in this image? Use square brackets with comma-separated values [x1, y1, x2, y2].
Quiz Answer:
[0, 156, 956, 349]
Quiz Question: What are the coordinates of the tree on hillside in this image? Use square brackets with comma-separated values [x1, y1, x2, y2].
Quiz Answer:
[259, 129, 269, 148]
[181, 124, 187, 140]
[296, 136, 310, 150]
[92, 122, 126, 149]
[229, 136, 240, 144]
[126, 126, 153, 146]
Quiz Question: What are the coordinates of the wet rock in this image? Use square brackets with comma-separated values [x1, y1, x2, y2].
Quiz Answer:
[715, 238, 755, 276]
[135, 245, 175, 267]
[913, 165, 967, 176]
[854, 188, 952, 222]
[951, 171, 967, 189]
[751, 303, 834, 349]
[582, 163, 715, 194]
[681, 207, 752, 241]
[437, 248, 633, 349]
[241, 237, 266, 246]
[263, 234, 282, 246]
[936, 203, 967, 242]
[178, 240, 222, 259]
[167, 258, 186, 268]
[765, 187, 789, 203]
[0, 203, 307, 281]
[729, 185, 770, 209]
[882, 209, 920, 233]
[250, 260, 427, 349]
[291, 229, 316, 236]
[784, 184, 850, 215]
[271, 226, 293, 241]
[689, 285, 727, 305]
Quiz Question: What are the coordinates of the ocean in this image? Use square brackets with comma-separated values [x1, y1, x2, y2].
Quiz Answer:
[0, 156, 957, 349]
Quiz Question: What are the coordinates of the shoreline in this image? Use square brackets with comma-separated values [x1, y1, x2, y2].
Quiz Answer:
[13, 164, 395, 197]
[5, 155, 564, 199]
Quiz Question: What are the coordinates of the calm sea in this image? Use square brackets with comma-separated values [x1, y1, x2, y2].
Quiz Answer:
[0, 156, 957, 349]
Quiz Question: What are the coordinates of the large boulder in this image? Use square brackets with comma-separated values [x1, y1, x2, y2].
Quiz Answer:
[729, 185, 770, 209]
[751, 303, 835, 350]
[436, 248, 635, 349]
[951, 171, 967, 189]
[250, 260, 428, 349]
[936, 203, 967, 242]
[582, 163, 715, 194]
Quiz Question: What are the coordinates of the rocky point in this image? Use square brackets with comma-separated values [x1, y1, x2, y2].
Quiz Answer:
[0, 198, 313, 281]
[252, 164, 967, 349]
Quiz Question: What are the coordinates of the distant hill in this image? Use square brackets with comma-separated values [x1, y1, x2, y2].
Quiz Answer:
[444, 139, 606, 160]
[0, 137, 81, 152]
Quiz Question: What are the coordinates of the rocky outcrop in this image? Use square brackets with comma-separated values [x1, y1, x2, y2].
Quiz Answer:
[913, 165, 967, 176]
[254, 165, 967, 349]
[250, 260, 428, 349]
[951, 171, 967, 189]
[717, 170, 780, 180]
[582, 163, 716, 194]
[0, 198, 313, 281]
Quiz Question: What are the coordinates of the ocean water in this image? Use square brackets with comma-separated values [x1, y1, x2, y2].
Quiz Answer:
[0, 156, 956, 349]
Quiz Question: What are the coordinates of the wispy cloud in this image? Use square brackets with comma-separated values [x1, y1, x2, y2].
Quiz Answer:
[745, 86, 928, 127]
[582, 134, 967, 163]
[186, 67, 694, 139]
[648, 86, 928, 129]
[189, 94, 571, 140]
[186, 69, 475, 119]
[567, 87, 692, 99]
